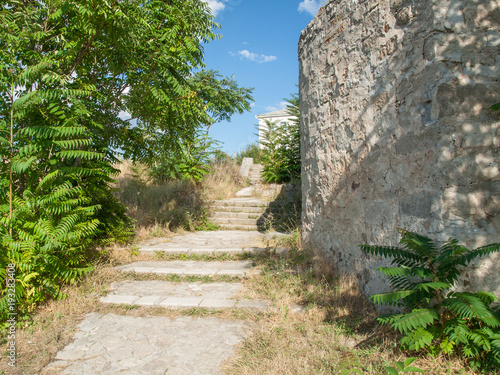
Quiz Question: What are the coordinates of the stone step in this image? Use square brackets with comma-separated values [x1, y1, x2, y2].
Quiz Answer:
[217, 224, 261, 231]
[211, 212, 261, 219]
[100, 281, 270, 311]
[116, 260, 259, 277]
[42, 313, 250, 375]
[211, 199, 268, 208]
[139, 245, 266, 254]
[210, 218, 259, 225]
[211, 205, 268, 213]
[235, 186, 255, 197]
[137, 231, 268, 254]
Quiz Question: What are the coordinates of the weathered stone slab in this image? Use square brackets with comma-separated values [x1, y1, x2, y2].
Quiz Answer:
[116, 260, 259, 277]
[138, 230, 268, 254]
[41, 313, 250, 375]
[235, 186, 255, 197]
[100, 281, 270, 311]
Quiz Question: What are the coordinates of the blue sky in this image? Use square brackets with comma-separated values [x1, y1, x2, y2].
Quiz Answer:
[203, 0, 326, 156]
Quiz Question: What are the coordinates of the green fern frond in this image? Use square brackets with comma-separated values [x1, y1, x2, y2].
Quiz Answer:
[370, 290, 413, 306]
[397, 228, 438, 260]
[400, 326, 437, 351]
[360, 244, 423, 266]
[444, 292, 492, 320]
[456, 243, 500, 266]
[391, 309, 439, 334]
[476, 291, 498, 306]
[414, 281, 451, 293]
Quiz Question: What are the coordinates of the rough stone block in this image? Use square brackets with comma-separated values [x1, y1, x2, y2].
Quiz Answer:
[159, 297, 202, 309]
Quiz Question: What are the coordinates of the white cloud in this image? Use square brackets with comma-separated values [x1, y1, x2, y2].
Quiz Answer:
[265, 102, 287, 112]
[298, 0, 327, 16]
[205, 0, 227, 16]
[230, 50, 277, 63]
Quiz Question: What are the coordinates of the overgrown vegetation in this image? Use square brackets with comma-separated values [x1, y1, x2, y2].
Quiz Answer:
[0, 0, 252, 321]
[114, 159, 243, 232]
[225, 231, 479, 374]
[361, 229, 500, 373]
[260, 93, 300, 183]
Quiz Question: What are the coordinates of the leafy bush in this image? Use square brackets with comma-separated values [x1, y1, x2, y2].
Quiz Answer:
[0, 0, 251, 322]
[260, 94, 300, 183]
[235, 143, 262, 165]
[148, 133, 235, 183]
[149, 134, 215, 183]
[0, 181, 99, 320]
[360, 229, 500, 372]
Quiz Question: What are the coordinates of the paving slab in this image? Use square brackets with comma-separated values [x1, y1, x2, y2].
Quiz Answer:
[100, 280, 270, 311]
[115, 260, 260, 277]
[41, 313, 250, 375]
[235, 186, 255, 197]
[211, 198, 269, 207]
[138, 230, 270, 254]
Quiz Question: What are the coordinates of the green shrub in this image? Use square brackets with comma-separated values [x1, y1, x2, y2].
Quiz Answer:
[0, 181, 99, 320]
[148, 133, 216, 183]
[360, 229, 500, 372]
[235, 143, 262, 165]
[260, 94, 300, 183]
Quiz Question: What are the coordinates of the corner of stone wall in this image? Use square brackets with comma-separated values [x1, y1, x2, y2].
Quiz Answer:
[299, 0, 500, 299]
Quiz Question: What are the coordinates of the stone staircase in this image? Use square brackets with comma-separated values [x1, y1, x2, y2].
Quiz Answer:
[42, 187, 299, 374]
[248, 163, 264, 184]
[43, 230, 280, 374]
[209, 198, 270, 231]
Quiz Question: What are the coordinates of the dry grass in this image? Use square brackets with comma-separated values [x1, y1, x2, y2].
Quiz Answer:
[202, 160, 246, 201]
[0, 255, 118, 375]
[112, 159, 244, 233]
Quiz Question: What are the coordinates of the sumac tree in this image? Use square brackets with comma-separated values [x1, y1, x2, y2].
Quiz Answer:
[0, 0, 252, 318]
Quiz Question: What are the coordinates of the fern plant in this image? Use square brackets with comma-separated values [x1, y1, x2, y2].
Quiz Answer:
[360, 229, 500, 372]
[384, 358, 425, 374]
[0, 180, 99, 319]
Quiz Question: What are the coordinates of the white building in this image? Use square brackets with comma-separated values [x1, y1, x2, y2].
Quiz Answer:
[255, 108, 297, 149]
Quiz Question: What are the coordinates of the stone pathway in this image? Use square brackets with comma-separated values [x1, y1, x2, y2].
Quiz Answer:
[100, 280, 269, 310]
[41, 190, 287, 374]
[42, 314, 249, 375]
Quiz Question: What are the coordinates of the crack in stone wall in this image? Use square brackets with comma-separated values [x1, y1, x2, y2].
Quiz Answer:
[299, 0, 500, 299]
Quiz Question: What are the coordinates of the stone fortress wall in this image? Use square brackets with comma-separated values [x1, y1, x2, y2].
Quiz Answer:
[298, 0, 500, 299]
